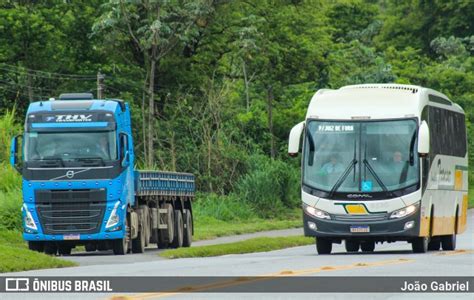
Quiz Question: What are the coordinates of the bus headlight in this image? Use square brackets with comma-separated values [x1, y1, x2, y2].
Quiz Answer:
[390, 203, 418, 219]
[106, 201, 121, 228]
[304, 204, 331, 220]
[23, 205, 38, 230]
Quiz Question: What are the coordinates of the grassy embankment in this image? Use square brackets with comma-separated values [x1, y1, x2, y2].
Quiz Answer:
[160, 236, 313, 259]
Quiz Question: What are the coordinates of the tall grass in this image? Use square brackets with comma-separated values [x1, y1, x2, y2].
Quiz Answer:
[0, 108, 21, 165]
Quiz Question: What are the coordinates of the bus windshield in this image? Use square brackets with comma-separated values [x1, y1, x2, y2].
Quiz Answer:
[24, 131, 118, 162]
[303, 119, 419, 195]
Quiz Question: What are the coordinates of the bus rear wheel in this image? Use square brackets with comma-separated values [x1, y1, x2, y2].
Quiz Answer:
[345, 240, 359, 252]
[441, 234, 456, 251]
[412, 236, 429, 253]
[316, 238, 332, 255]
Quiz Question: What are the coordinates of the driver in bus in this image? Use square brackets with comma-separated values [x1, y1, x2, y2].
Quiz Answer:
[321, 154, 344, 174]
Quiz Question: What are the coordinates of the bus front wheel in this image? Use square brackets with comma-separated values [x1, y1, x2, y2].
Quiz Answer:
[412, 237, 429, 253]
[316, 238, 332, 255]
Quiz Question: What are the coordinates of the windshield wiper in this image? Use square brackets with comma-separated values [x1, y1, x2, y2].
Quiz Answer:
[75, 157, 105, 166]
[328, 139, 358, 198]
[362, 141, 391, 194]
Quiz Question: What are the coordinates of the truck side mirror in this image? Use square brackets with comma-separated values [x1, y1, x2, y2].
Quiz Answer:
[288, 121, 305, 157]
[418, 120, 430, 156]
[10, 135, 22, 173]
[120, 133, 130, 168]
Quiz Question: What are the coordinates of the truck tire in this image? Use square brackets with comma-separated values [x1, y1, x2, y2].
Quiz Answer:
[28, 241, 44, 253]
[58, 245, 72, 256]
[316, 238, 332, 255]
[182, 209, 193, 247]
[170, 210, 184, 248]
[345, 240, 359, 252]
[44, 243, 58, 255]
[139, 205, 150, 247]
[85, 243, 97, 252]
[113, 217, 130, 255]
[132, 219, 146, 253]
[157, 204, 174, 249]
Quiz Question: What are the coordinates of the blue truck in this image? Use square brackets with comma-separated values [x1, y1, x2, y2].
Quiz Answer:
[10, 93, 195, 255]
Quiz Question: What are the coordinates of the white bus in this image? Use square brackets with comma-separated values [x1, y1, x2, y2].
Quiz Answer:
[288, 84, 468, 254]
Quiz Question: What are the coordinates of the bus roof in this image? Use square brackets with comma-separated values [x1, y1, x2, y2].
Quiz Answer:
[306, 84, 463, 121]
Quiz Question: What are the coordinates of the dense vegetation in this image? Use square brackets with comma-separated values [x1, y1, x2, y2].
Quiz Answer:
[0, 1, 472, 223]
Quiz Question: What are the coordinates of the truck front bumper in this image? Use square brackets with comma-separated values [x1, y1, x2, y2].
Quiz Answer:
[303, 209, 420, 240]
[23, 230, 124, 242]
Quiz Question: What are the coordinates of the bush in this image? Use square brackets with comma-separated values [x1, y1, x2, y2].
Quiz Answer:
[0, 189, 23, 231]
[0, 164, 21, 193]
[0, 108, 21, 165]
[194, 192, 257, 221]
[235, 155, 300, 218]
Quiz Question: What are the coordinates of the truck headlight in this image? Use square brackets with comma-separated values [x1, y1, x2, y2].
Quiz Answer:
[106, 201, 121, 228]
[304, 204, 331, 220]
[23, 205, 38, 230]
[390, 203, 418, 219]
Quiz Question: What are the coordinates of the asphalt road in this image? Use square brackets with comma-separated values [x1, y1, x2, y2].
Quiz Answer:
[2, 210, 473, 299]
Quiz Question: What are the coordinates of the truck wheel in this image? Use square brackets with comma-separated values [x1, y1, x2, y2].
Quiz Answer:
[58, 245, 72, 256]
[361, 241, 375, 252]
[157, 204, 174, 249]
[139, 205, 150, 247]
[170, 210, 184, 248]
[28, 241, 44, 253]
[44, 243, 58, 255]
[182, 209, 193, 247]
[85, 243, 97, 252]
[132, 220, 146, 253]
[412, 236, 429, 253]
[441, 234, 456, 251]
[345, 240, 360, 252]
[316, 238, 332, 255]
[428, 240, 441, 251]
[113, 217, 130, 255]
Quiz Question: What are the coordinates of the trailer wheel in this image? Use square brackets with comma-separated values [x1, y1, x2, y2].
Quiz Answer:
[85, 243, 97, 252]
[157, 204, 174, 249]
[28, 241, 44, 253]
[170, 210, 184, 248]
[139, 205, 150, 247]
[132, 218, 146, 253]
[182, 209, 193, 247]
[428, 240, 441, 251]
[113, 216, 130, 255]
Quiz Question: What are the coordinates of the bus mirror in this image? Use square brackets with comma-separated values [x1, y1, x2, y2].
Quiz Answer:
[288, 121, 305, 157]
[418, 121, 430, 155]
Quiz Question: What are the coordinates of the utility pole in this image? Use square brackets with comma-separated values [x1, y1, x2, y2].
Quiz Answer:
[97, 71, 105, 99]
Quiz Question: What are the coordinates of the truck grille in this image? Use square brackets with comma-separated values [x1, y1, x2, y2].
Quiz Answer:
[35, 189, 106, 234]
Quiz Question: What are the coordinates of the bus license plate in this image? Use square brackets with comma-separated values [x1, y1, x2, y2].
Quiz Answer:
[350, 225, 370, 233]
[63, 234, 80, 240]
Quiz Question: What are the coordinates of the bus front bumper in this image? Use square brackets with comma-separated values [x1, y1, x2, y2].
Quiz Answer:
[303, 209, 420, 240]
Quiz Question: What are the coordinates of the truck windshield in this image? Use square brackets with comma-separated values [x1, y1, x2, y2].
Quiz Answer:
[24, 131, 117, 162]
[303, 119, 419, 195]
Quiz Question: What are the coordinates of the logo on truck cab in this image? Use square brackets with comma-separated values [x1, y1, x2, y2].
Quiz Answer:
[45, 114, 93, 122]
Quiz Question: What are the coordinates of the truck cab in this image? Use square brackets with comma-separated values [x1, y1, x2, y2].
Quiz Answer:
[11, 93, 195, 255]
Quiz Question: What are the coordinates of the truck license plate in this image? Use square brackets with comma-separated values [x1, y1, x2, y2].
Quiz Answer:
[63, 234, 80, 240]
[350, 225, 370, 233]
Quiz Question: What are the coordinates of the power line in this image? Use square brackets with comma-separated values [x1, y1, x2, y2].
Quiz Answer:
[0, 64, 97, 80]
